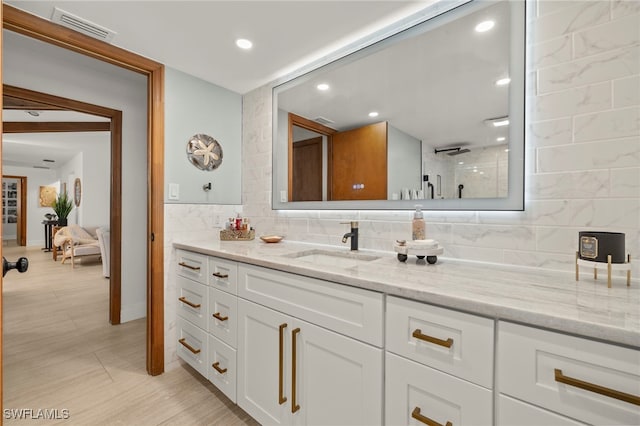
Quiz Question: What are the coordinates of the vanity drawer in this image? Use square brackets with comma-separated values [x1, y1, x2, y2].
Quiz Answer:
[498, 394, 586, 426]
[176, 249, 208, 284]
[238, 264, 383, 346]
[208, 256, 238, 294]
[177, 317, 208, 377]
[208, 334, 237, 403]
[386, 352, 492, 426]
[498, 321, 640, 426]
[386, 296, 494, 388]
[177, 275, 208, 329]
[207, 287, 237, 348]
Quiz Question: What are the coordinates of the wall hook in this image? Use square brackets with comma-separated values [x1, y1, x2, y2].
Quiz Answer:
[203, 182, 212, 191]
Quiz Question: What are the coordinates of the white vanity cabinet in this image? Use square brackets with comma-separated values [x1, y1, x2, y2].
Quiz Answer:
[236, 264, 384, 426]
[175, 250, 239, 403]
[498, 321, 640, 426]
[385, 296, 494, 426]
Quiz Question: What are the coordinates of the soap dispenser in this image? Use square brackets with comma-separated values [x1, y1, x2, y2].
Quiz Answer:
[412, 205, 426, 240]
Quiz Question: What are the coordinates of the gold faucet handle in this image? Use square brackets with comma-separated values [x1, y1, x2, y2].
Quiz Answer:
[340, 221, 359, 228]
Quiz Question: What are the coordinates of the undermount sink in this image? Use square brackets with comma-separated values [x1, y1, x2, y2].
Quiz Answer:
[285, 249, 381, 268]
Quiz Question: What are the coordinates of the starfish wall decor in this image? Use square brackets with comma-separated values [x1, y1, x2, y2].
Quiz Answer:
[186, 134, 224, 171]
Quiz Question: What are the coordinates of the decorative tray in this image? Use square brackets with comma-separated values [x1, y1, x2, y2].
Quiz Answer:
[220, 229, 255, 241]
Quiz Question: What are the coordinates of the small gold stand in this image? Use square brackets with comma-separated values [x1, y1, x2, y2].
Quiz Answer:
[575, 252, 631, 288]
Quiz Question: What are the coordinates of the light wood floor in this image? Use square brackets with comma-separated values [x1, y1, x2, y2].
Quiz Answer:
[2, 245, 258, 425]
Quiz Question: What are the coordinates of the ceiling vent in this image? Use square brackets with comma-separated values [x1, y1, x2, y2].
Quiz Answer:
[51, 7, 117, 43]
[314, 116, 335, 126]
[33, 165, 50, 169]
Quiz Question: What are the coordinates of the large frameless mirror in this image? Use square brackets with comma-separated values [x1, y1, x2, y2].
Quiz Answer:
[273, 0, 525, 210]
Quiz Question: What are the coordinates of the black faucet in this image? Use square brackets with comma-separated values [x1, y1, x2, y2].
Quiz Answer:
[341, 221, 359, 251]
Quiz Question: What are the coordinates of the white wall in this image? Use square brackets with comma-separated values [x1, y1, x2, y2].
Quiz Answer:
[2, 166, 58, 246]
[387, 124, 422, 199]
[4, 31, 148, 323]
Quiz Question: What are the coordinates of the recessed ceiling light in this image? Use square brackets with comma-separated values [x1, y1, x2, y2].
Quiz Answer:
[475, 20, 495, 32]
[497, 137, 506, 142]
[504, 148, 510, 152]
[368, 111, 379, 118]
[458, 161, 464, 165]
[485, 116, 509, 127]
[495, 77, 511, 86]
[236, 38, 252, 50]
[317, 83, 329, 91]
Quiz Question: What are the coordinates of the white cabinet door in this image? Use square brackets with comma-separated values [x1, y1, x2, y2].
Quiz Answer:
[237, 298, 291, 426]
[291, 318, 383, 426]
[498, 394, 587, 426]
[386, 352, 493, 426]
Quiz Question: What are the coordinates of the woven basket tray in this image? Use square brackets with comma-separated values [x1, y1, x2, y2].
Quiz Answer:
[220, 229, 255, 241]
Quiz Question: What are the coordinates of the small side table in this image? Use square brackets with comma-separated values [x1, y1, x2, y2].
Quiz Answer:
[52, 226, 62, 261]
[41, 220, 58, 252]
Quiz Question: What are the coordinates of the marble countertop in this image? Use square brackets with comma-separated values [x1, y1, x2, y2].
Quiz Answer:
[174, 239, 639, 348]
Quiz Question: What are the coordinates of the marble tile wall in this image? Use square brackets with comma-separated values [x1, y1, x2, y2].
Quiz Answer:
[164, 0, 639, 369]
[241, 0, 640, 277]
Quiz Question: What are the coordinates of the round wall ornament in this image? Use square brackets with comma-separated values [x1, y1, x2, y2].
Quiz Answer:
[186, 134, 223, 171]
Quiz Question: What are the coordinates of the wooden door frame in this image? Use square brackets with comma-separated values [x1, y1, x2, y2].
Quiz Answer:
[1, 175, 27, 246]
[1, 3, 165, 391]
[4, 84, 122, 321]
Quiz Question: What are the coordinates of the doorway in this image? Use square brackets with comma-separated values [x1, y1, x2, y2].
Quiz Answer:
[1, 175, 26, 247]
[1, 4, 165, 408]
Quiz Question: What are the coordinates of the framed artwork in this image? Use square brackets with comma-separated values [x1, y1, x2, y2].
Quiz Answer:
[39, 186, 57, 207]
[74, 178, 82, 207]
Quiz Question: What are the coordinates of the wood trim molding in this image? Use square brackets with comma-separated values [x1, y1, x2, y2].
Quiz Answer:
[3, 4, 165, 376]
[3, 121, 111, 133]
[287, 113, 336, 202]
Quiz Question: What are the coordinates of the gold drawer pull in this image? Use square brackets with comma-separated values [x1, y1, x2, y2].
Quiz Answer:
[178, 262, 200, 271]
[212, 362, 227, 374]
[212, 272, 229, 279]
[212, 312, 229, 322]
[178, 338, 201, 354]
[554, 369, 640, 406]
[292, 327, 301, 413]
[412, 329, 454, 348]
[178, 297, 201, 309]
[279, 323, 288, 405]
[412, 407, 452, 426]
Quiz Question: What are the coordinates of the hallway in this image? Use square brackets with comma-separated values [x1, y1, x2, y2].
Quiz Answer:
[2, 245, 256, 425]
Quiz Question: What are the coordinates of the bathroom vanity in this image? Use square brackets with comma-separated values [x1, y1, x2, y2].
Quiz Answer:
[173, 239, 639, 426]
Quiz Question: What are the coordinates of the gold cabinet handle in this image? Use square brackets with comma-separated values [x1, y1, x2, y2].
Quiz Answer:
[178, 262, 200, 271]
[412, 407, 452, 426]
[412, 329, 453, 348]
[212, 312, 229, 322]
[279, 323, 288, 405]
[292, 327, 301, 413]
[178, 296, 201, 309]
[212, 361, 227, 374]
[554, 369, 640, 406]
[178, 338, 201, 354]
[212, 272, 229, 279]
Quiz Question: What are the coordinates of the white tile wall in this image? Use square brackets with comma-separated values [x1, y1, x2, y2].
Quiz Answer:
[164, 0, 640, 368]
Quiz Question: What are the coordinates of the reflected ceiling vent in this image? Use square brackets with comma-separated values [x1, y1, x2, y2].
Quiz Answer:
[33, 165, 50, 169]
[51, 7, 117, 43]
[313, 116, 335, 126]
[43, 159, 56, 163]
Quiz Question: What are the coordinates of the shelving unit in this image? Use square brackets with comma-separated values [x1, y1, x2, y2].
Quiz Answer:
[2, 179, 19, 242]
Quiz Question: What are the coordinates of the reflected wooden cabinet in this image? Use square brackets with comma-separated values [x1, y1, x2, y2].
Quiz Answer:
[331, 121, 387, 200]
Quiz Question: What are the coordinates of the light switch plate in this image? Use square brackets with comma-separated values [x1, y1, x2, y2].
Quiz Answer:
[169, 183, 180, 200]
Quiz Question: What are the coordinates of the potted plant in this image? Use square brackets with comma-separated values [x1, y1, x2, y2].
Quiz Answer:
[52, 191, 74, 226]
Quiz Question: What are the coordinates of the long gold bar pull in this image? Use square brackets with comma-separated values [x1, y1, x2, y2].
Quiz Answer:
[291, 327, 301, 413]
[412, 329, 454, 348]
[279, 323, 288, 405]
[178, 262, 200, 271]
[212, 272, 229, 279]
[212, 362, 227, 374]
[178, 296, 201, 309]
[178, 338, 201, 354]
[554, 369, 640, 406]
[212, 312, 229, 322]
[411, 407, 452, 426]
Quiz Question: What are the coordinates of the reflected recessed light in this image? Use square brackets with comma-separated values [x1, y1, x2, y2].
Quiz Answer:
[473, 169, 478, 173]
[236, 38, 253, 49]
[368, 111, 379, 118]
[317, 83, 329, 91]
[480, 171, 485, 175]
[458, 161, 464, 165]
[504, 148, 510, 152]
[497, 137, 506, 142]
[495, 77, 511, 86]
[475, 20, 495, 32]
[485, 116, 509, 127]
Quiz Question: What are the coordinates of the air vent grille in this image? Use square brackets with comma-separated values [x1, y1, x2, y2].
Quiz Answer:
[33, 165, 50, 169]
[51, 7, 117, 43]
[314, 116, 335, 125]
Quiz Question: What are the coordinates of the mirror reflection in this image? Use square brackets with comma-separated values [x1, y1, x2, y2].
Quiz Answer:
[274, 0, 524, 210]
